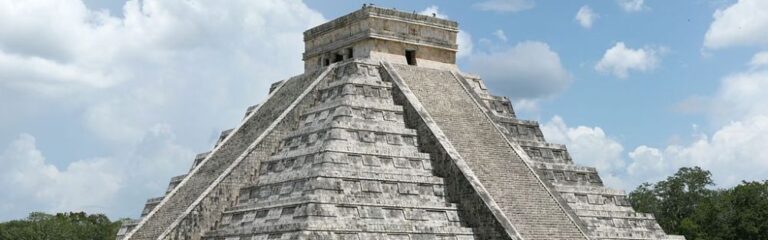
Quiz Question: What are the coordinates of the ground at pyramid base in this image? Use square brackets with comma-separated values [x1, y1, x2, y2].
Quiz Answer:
[116, 5, 685, 240]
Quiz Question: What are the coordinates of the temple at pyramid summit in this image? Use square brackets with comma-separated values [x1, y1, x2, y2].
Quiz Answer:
[117, 6, 684, 240]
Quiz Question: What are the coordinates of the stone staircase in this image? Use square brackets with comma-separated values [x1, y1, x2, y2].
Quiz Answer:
[387, 64, 588, 240]
[203, 61, 479, 239]
[455, 71, 685, 240]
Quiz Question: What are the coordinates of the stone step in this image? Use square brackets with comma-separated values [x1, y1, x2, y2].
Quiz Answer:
[272, 140, 427, 160]
[207, 224, 475, 239]
[304, 97, 404, 116]
[258, 157, 435, 177]
[228, 195, 459, 214]
[253, 168, 446, 186]
[283, 120, 416, 142]
[318, 78, 392, 92]
[315, 83, 394, 105]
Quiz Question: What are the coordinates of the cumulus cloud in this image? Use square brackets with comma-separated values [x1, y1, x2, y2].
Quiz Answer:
[0, 0, 324, 220]
[710, 66, 768, 123]
[472, 0, 535, 13]
[704, 0, 768, 49]
[628, 55, 768, 188]
[541, 116, 627, 188]
[0, 127, 195, 221]
[749, 51, 768, 68]
[467, 41, 571, 100]
[595, 42, 663, 79]
[628, 116, 768, 187]
[0, 134, 121, 219]
[419, 5, 447, 19]
[493, 29, 508, 42]
[541, 54, 768, 190]
[457, 31, 474, 59]
[617, 0, 646, 12]
[575, 5, 598, 29]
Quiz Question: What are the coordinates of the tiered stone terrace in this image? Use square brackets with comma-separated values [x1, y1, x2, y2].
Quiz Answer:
[119, 5, 684, 240]
[204, 62, 479, 239]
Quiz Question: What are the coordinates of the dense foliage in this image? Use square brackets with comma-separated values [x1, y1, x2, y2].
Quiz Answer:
[629, 167, 768, 240]
[0, 212, 123, 240]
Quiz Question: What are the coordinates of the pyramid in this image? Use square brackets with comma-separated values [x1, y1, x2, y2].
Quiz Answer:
[117, 6, 684, 240]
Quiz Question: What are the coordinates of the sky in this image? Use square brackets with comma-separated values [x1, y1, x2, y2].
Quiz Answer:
[0, 0, 766, 221]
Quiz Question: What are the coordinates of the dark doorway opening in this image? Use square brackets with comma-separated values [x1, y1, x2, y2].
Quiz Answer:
[346, 48, 354, 59]
[333, 53, 344, 63]
[405, 50, 417, 66]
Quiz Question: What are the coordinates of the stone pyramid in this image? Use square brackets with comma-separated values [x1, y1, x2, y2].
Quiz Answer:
[117, 6, 684, 240]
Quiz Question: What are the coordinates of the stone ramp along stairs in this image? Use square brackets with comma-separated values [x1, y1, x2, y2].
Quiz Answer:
[122, 64, 336, 240]
[383, 62, 589, 240]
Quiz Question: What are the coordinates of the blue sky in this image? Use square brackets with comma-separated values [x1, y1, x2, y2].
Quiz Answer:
[1, 0, 766, 221]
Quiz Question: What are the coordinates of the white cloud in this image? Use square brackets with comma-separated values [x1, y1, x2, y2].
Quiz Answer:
[541, 111, 768, 191]
[0, 127, 195, 221]
[0, 0, 324, 220]
[542, 55, 768, 190]
[595, 42, 663, 79]
[704, 0, 768, 49]
[419, 5, 447, 19]
[749, 51, 768, 68]
[473, 0, 535, 13]
[627, 56, 768, 188]
[710, 69, 768, 123]
[626, 146, 672, 181]
[541, 116, 627, 188]
[0, 49, 116, 97]
[493, 29, 508, 42]
[467, 41, 571, 100]
[628, 115, 768, 187]
[0, 134, 121, 218]
[457, 31, 474, 59]
[511, 99, 539, 112]
[617, 0, 646, 12]
[575, 5, 598, 29]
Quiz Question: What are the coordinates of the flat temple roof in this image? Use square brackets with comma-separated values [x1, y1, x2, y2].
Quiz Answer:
[303, 6, 459, 41]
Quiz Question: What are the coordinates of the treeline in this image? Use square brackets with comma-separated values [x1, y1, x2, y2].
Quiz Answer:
[0, 212, 122, 240]
[629, 167, 768, 240]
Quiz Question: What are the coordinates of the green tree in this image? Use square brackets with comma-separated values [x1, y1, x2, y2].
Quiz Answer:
[728, 181, 768, 239]
[629, 182, 659, 214]
[0, 212, 122, 240]
[629, 166, 714, 236]
[630, 167, 768, 240]
[655, 167, 714, 235]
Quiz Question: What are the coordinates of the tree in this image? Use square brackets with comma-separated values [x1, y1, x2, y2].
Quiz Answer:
[728, 181, 768, 239]
[629, 167, 768, 240]
[0, 212, 122, 240]
[654, 167, 714, 235]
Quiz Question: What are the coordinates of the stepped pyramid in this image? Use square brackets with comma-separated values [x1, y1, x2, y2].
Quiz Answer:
[117, 6, 684, 240]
